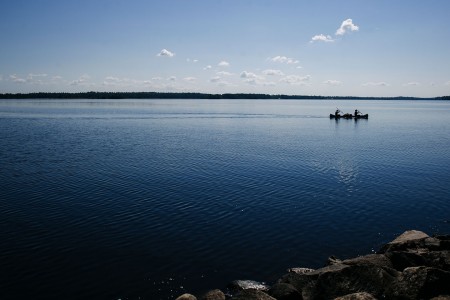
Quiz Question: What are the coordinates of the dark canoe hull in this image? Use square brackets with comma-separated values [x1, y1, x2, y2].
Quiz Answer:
[330, 114, 368, 119]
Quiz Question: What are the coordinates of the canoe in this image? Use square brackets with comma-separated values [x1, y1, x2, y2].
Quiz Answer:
[330, 114, 368, 119]
[355, 114, 369, 119]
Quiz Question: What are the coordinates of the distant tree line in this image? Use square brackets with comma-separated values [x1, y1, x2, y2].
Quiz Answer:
[0, 91, 448, 100]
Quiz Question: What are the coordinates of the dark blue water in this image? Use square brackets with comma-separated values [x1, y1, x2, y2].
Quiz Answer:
[1, 99, 449, 299]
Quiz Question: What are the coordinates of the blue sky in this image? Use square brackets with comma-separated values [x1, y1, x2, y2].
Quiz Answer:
[1, 0, 450, 97]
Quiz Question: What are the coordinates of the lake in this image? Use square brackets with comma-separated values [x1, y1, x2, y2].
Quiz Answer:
[0, 99, 449, 299]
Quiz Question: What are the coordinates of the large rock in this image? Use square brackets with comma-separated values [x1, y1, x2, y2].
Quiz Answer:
[379, 230, 443, 253]
[199, 289, 226, 300]
[176, 294, 197, 300]
[307, 264, 396, 299]
[268, 283, 302, 300]
[228, 280, 269, 294]
[334, 292, 378, 300]
[389, 230, 430, 244]
[287, 268, 315, 274]
[342, 254, 394, 270]
[233, 289, 276, 300]
[385, 266, 450, 299]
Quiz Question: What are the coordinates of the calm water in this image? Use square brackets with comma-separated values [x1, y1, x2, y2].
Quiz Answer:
[1, 99, 449, 299]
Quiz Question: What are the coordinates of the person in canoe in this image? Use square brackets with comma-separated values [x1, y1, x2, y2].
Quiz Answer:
[354, 109, 360, 117]
[335, 108, 341, 118]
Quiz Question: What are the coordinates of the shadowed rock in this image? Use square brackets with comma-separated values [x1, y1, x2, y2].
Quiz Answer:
[268, 283, 302, 300]
[334, 292, 378, 300]
[385, 266, 450, 299]
[199, 289, 225, 300]
[233, 289, 276, 300]
[306, 264, 396, 299]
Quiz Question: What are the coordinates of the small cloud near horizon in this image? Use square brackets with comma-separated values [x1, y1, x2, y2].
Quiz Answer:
[216, 71, 234, 76]
[362, 81, 389, 87]
[269, 56, 299, 64]
[279, 75, 311, 85]
[218, 61, 230, 67]
[70, 74, 91, 86]
[403, 82, 420, 86]
[323, 80, 342, 86]
[9, 74, 27, 84]
[262, 69, 284, 76]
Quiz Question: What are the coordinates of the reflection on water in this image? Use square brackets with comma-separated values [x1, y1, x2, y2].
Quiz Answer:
[0, 99, 449, 300]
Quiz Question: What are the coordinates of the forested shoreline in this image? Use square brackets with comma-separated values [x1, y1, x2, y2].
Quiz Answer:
[1, 91, 449, 100]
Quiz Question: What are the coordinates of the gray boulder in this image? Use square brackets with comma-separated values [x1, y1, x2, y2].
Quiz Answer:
[268, 283, 302, 300]
[385, 266, 450, 299]
[306, 264, 396, 299]
[199, 289, 226, 300]
[334, 292, 378, 300]
[176, 293, 197, 300]
[233, 289, 276, 300]
[228, 280, 269, 294]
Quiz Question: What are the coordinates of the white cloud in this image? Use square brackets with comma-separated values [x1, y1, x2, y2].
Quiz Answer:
[336, 19, 359, 35]
[157, 48, 175, 57]
[243, 78, 276, 86]
[262, 69, 284, 76]
[104, 76, 121, 82]
[403, 82, 420, 86]
[210, 76, 221, 83]
[279, 75, 311, 85]
[311, 34, 334, 43]
[102, 76, 127, 86]
[269, 56, 299, 64]
[9, 74, 26, 84]
[209, 76, 233, 86]
[323, 80, 342, 86]
[186, 58, 198, 63]
[70, 74, 91, 86]
[167, 76, 177, 81]
[183, 77, 196, 82]
[26, 73, 48, 82]
[51, 76, 63, 81]
[218, 61, 230, 67]
[216, 71, 234, 76]
[203, 65, 212, 70]
[152, 77, 164, 80]
[362, 82, 390, 87]
[240, 71, 259, 79]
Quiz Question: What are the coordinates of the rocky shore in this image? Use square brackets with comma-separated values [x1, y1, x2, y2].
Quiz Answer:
[175, 230, 450, 300]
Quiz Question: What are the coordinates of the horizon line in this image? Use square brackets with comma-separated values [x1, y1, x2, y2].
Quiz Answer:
[0, 91, 449, 100]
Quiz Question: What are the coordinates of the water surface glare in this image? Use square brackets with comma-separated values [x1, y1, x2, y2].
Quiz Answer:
[1, 99, 449, 299]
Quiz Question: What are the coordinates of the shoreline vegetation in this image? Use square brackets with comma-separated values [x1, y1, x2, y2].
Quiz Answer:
[0, 92, 449, 100]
